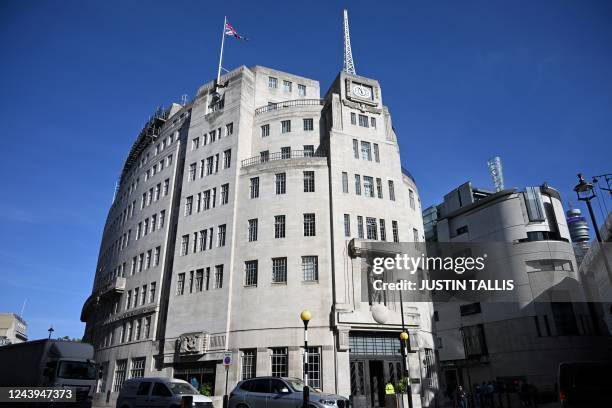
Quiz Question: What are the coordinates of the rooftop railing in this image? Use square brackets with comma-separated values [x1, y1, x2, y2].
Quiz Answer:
[241, 149, 326, 168]
[255, 99, 324, 115]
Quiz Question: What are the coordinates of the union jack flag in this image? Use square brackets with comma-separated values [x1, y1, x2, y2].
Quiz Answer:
[225, 21, 248, 40]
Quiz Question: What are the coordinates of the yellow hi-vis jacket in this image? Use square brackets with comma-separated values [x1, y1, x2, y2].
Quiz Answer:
[385, 383, 395, 395]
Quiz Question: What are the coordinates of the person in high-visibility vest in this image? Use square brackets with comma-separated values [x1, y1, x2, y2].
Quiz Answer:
[385, 382, 395, 395]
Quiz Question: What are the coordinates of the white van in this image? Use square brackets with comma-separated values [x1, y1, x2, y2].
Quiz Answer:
[116, 377, 213, 408]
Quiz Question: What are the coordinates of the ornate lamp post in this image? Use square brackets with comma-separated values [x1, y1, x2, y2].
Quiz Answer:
[48, 326, 54, 339]
[574, 173, 612, 283]
[399, 331, 414, 408]
[300, 310, 312, 408]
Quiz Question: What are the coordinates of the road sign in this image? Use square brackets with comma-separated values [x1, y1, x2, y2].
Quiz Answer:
[223, 352, 233, 366]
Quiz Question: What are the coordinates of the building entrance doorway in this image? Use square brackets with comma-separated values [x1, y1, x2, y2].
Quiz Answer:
[173, 361, 217, 396]
[349, 332, 404, 408]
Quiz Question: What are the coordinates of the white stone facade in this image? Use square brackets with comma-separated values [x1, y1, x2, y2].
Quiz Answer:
[83, 65, 434, 407]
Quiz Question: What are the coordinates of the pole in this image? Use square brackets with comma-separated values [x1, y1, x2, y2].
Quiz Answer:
[399, 288, 414, 408]
[303, 320, 309, 408]
[223, 366, 229, 408]
[584, 199, 612, 282]
[217, 16, 227, 86]
[459, 327, 474, 408]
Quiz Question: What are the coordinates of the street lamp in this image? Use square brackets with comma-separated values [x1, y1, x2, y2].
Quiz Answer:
[574, 173, 612, 283]
[48, 326, 54, 339]
[300, 310, 312, 408]
[397, 286, 414, 408]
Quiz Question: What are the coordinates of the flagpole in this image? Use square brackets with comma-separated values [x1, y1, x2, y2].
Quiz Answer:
[217, 16, 226, 85]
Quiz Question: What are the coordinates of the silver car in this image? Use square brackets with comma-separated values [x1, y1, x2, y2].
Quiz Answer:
[116, 377, 213, 408]
[229, 377, 349, 408]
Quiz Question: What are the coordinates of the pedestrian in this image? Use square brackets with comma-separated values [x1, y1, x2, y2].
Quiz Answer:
[456, 385, 469, 408]
[190, 376, 199, 391]
[474, 383, 482, 408]
[495, 380, 505, 408]
[519, 381, 531, 408]
[487, 381, 495, 408]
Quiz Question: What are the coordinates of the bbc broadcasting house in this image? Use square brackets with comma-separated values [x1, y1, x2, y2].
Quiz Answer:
[80, 63, 437, 407]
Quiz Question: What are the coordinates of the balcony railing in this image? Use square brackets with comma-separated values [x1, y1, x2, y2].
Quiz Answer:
[241, 149, 326, 168]
[255, 99, 324, 115]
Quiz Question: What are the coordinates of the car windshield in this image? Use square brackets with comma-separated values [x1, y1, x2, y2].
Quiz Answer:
[168, 382, 199, 395]
[57, 361, 97, 380]
[285, 378, 316, 393]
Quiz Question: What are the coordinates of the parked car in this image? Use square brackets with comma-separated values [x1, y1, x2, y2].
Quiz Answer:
[558, 361, 611, 407]
[229, 376, 349, 408]
[116, 377, 213, 408]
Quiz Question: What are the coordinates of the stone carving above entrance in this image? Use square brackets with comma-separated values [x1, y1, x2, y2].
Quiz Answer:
[176, 332, 208, 355]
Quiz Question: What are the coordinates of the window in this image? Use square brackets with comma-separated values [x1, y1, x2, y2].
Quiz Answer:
[303, 145, 314, 157]
[152, 382, 172, 397]
[363, 176, 374, 197]
[344, 214, 351, 237]
[271, 257, 288, 283]
[275, 173, 286, 194]
[223, 149, 232, 169]
[248, 219, 258, 242]
[126, 290, 132, 310]
[275, 215, 286, 238]
[268, 76, 278, 88]
[226, 122, 234, 136]
[351, 113, 357, 125]
[203, 190, 211, 210]
[456, 226, 468, 236]
[283, 80, 292, 92]
[281, 146, 291, 159]
[144, 317, 151, 338]
[302, 256, 318, 281]
[151, 214, 157, 231]
[373, 143, 380, 162]
[163, 179, 169, 196]
[188, 163, 196, 181]
[260, 150, 269, 163]
[245, 260, 258, 286]
[271, 348, 288, 377]
[361, 141, 372, 160]
[388, 180, 396, 201]
[214, 265, 224, 289]
[409, 189, 416, 210]
[303, 118, 314, 131]
[185, 196, 193, 216]
[181, 235, 189, 256]
[177, 273, 185, 295]
[113, 360, 127, 392]
[460, 302, 482, 316]
[149, 282, 156, 303]
[241, 349, 256, 380]
[357, 216, 364, 239]
[376, 178, 383, 198]
[281, 120, 291, 133]
[298, 84, 306, 96]
[303, 171, 315, 192]
[192, 138, 199, 150]
[303, 213, 316, 236]
[138, 254, 144, 272]
[130, 358, 145, 378]
[221, 183, 229, 205]
[358, 114, 369, 128]
[153, 246, 160, 266]
[218, 225, 227, 247]
[205, 157, 214, 175]
[194, 269, 203, 292]
[392, 221, 399, 243]
[371, 117, 377, 129]
[366, 217, 378, 240]
[261, 124, 270, 137]
[355, 174, 361, 195]
[342, 172, 349, 193]
[379, 219, 386, 241]
[352, 139, 359, 158]
[305, 347, 321, 388]
[413, 228, 419, 243]
[199, 229, 207, 251]
[250, 177, 259, 198]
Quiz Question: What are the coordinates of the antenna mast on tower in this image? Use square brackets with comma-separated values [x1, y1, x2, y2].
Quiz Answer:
[343, 9, 357, 75]
[487, 156, 505, 192]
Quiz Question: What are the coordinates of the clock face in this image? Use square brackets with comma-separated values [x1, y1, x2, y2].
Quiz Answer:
[352, 84, 372, 99]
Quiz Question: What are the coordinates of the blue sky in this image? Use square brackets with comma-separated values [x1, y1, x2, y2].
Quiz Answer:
[1, 0, 611, 340]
